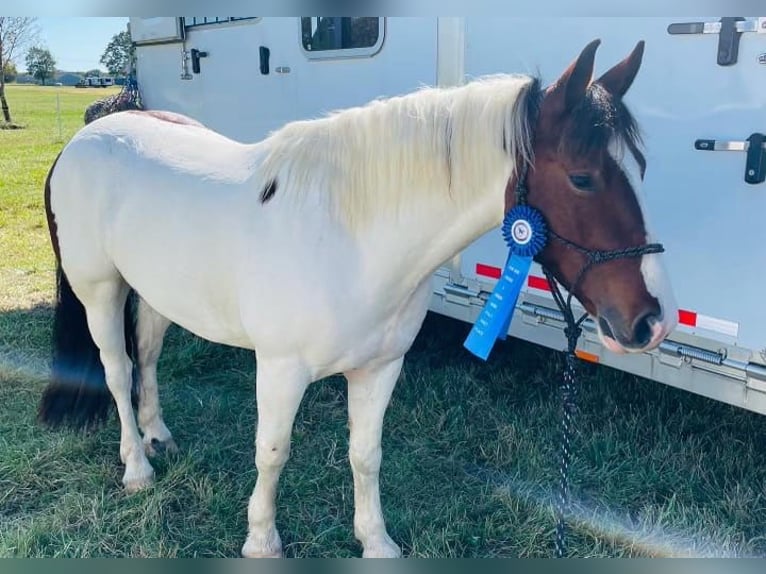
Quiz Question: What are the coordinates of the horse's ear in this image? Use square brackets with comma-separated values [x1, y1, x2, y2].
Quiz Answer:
[547, 39, 601, 114]
[595, 40, 645, 98]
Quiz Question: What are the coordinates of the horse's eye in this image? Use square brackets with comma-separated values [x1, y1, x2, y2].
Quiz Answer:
[568, 173, 595, 192]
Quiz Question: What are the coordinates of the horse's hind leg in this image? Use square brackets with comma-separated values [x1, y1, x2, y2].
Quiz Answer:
[135, 297, 177, 456]
[345, 358, 403, 558]
[76, 277, 155, 492]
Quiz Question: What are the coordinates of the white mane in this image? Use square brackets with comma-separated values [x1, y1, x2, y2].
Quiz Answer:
[256, 74, 538, 230]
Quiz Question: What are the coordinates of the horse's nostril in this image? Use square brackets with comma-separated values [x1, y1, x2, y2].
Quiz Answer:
[632, 312, 659, 348]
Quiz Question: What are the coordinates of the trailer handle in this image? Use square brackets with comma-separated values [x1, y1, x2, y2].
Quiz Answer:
[695, 133, 766, 184]
[191, 48, 208, 74]
[259, 46, 271, 75]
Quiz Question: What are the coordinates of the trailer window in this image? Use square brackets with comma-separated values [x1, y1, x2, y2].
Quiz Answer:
[185, 17, 259, 28]
[301, 17, 383, 58]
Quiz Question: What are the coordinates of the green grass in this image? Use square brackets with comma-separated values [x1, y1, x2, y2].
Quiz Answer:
[2, 85, 766, 558]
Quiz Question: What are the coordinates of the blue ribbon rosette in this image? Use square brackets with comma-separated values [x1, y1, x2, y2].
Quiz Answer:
[463, 205, 548, 360]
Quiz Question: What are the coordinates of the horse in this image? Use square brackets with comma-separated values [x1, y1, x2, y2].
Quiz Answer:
[38, 39, 676, 558]
[83, 77, 143, 125]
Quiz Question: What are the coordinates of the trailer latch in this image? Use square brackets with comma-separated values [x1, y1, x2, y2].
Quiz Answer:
[668, 17, 766, 66]
[191, 49, 208, 74]
[695, 133, 766, 184]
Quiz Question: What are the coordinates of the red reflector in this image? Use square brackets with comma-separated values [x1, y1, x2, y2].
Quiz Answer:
[678, 309, 697, 327]
[527, 275, 551, 292]
[475, 264, 502, 279]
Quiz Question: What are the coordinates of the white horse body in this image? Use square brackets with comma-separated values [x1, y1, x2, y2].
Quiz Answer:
[47, 76, 536, 557]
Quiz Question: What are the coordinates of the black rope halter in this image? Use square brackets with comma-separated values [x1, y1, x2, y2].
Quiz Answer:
[513, 160, 664, 557]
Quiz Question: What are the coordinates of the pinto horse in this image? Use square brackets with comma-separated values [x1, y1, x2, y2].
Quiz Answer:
[39, 40, 675, 557]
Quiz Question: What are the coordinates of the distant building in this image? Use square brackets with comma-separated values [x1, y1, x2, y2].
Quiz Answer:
[56, 73, 84, 86]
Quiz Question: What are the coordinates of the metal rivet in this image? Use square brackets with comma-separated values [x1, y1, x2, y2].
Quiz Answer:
[748, 169, 756, 176]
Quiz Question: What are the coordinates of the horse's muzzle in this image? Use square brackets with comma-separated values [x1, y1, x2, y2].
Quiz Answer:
[597, 308, 671, 354]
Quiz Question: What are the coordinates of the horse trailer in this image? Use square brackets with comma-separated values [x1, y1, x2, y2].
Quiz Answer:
[77, 76, 115, 88]
[129, 16, 766, 416]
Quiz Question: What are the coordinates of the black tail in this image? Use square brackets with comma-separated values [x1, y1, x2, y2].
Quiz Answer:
[37, 268, 138, 430]
[38, 155, 138, 430]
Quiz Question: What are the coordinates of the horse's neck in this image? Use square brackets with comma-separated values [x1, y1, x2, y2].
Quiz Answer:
[358, 174, 508, 300]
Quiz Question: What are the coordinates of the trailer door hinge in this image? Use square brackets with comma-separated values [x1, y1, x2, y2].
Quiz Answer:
[668, 17, 766, 66]
[695, 133, 766, 184]
[442, 283, 480, 306]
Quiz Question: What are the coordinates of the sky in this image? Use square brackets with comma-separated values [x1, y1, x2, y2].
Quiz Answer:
[32, 17, 129, 73]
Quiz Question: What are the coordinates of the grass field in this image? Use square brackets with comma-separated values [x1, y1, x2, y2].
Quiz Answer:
[2, 84, 766, 558]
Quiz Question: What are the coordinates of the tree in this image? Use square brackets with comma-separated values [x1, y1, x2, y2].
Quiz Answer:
[85, 68, 102, 78]
[3, 61, 17, 83]
[100, 29, 134, 76]
[0, 17, 38, 123]
[25, 45, 56, 86]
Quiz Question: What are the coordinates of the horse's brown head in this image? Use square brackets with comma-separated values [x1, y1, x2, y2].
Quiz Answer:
[510, 39, 677, 354]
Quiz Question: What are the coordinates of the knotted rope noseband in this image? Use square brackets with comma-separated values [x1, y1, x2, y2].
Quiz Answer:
[512, 160, 664, 557]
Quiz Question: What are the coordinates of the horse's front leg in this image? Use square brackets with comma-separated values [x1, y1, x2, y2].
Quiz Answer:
[345, 357, 404, 558]
[242, 357, 309, 558]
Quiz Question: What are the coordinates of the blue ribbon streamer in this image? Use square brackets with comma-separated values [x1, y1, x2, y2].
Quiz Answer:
[463, 253, 533, 360]
[497, 251, 515, 342]
[463, 205, 547, 360]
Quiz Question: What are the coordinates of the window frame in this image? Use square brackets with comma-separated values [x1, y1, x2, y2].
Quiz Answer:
[299, 17, 385, 60]
[183, 17, 261, 30]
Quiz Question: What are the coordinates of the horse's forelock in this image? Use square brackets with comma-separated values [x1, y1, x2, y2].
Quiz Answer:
[559, 83, 644, 170]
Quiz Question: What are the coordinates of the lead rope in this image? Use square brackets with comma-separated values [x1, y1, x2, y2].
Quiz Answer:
[515, 168, 582, 557]
[544, 267, 587, 558]
[542, 244, 665, 557]
[513, 161, 664, 558]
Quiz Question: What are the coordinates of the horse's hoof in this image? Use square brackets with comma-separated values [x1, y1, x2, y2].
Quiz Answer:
[122, 465, 155, 493]
[362, 535, 402, 558]
[145, 437, 179, 457]
[241, 531, 283, 558]
[241, 549, 283, 559]
[124, 476, 154, 493]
